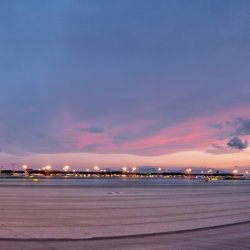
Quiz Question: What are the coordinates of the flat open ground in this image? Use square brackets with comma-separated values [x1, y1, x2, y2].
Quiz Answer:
[0, 222, 249, 250]
[0, 178, 249, 249]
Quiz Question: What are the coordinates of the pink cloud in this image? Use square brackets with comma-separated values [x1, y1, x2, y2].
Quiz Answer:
[53, 106, 250, 156]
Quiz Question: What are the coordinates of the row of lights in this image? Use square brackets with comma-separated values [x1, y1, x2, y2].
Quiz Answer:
[185, 168, 249, 175]
[122, 167, 163, 173]
[22, 165, 101, 173]
[122, 167, 136, 173]
[21, 165, 250, 175]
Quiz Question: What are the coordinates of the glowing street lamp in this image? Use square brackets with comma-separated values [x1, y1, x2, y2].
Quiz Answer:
[232, 169, 238, 174]
[42, 165, 52, 176]
[45, 165, 51, 171]
[63, 165, 69, 171]
[94, 166, 100, 171]
[22, 165, 28, 176]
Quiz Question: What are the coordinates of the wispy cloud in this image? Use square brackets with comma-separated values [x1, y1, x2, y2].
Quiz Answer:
[78, 127, 104, 134]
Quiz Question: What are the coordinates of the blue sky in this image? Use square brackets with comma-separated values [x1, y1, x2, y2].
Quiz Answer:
[0, 0, 250, 169]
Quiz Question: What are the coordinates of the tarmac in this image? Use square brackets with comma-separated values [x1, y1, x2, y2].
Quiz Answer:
[0, 178, 249, 249]
[0, 222, 249, 250]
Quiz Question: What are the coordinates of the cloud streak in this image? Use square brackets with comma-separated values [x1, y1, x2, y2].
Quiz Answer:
[78, 127, 105, 134]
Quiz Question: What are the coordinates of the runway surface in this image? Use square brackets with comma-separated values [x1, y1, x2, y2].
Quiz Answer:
[0, 222, 249, 250]
[0, 178, 249, 249]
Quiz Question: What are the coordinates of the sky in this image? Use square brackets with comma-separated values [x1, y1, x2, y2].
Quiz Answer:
[0, 0, 250, 170]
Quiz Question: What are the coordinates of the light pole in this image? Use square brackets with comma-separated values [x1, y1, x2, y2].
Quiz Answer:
[63, 165, 70, 175]
[45, 165, 51, 176]
[22, 165, 28, 176]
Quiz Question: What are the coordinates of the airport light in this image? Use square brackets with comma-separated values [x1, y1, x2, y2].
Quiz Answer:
[94, 166, 100, 171]
[22, 164, 28, 176]
[45, 165, 51, 171]
[63, 166, 70, 173]
[232, 169, 238, 174]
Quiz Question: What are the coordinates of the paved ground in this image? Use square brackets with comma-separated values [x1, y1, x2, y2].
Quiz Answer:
[0, 179, 249, 239]
[0, 178, 249, 249]
[0, 222, 249, 250]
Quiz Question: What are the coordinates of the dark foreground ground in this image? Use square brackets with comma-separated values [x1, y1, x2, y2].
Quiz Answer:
[0, 222, 249, 250]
